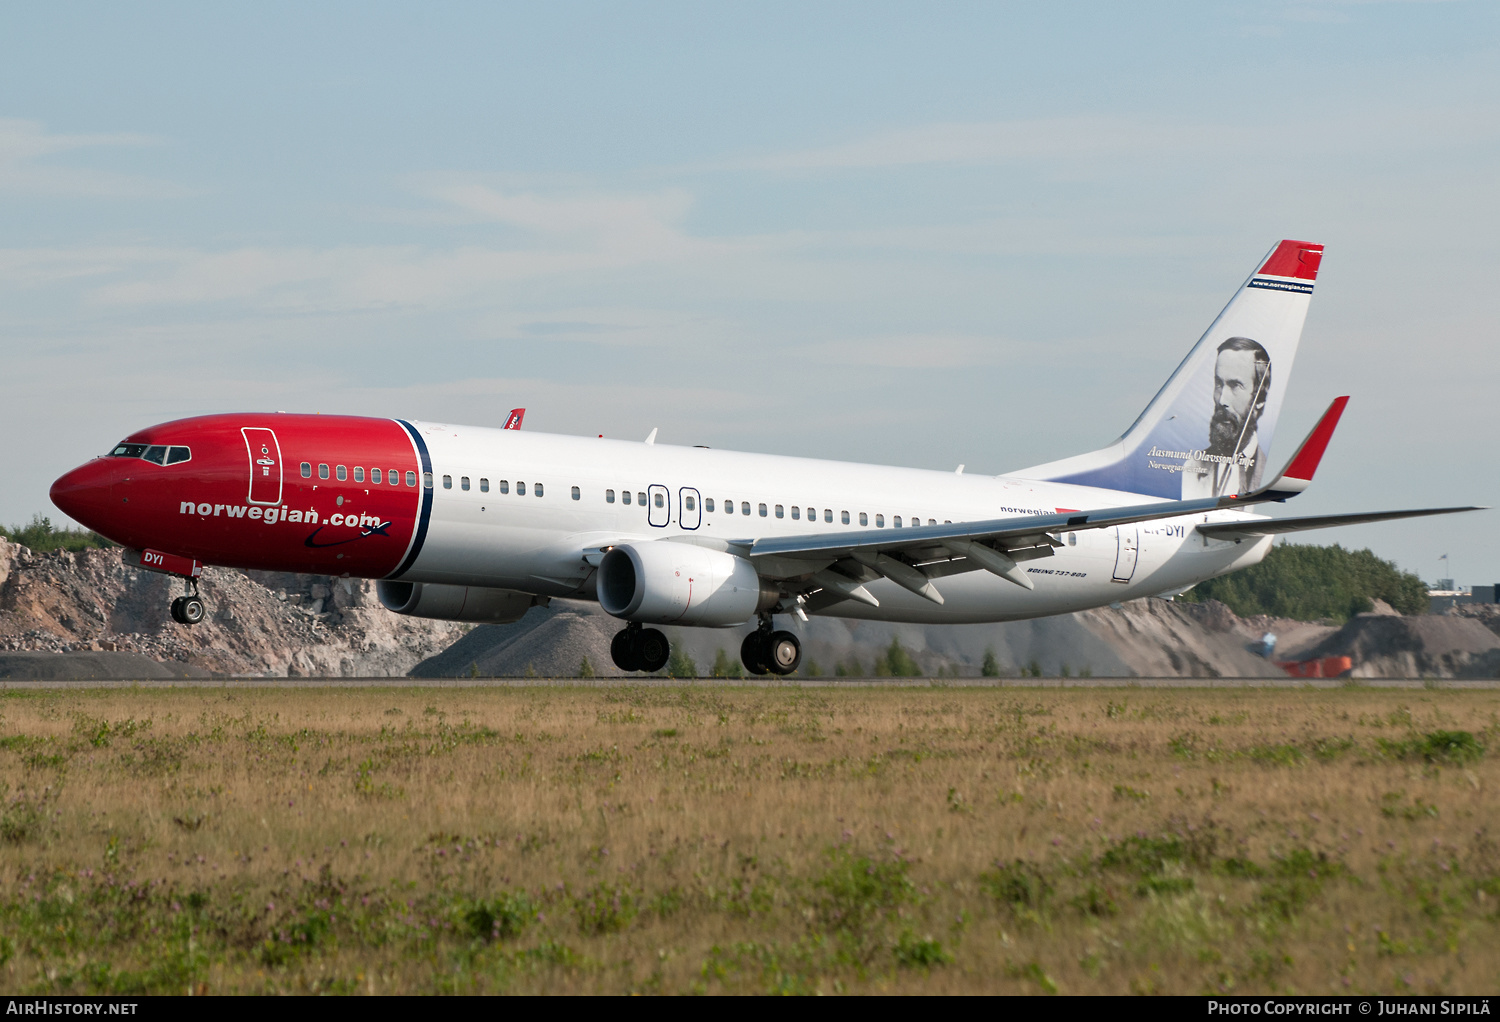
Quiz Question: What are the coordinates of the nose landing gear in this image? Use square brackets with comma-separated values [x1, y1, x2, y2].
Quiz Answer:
[169, 581, 206, 625]
[610, 622, 670, 673]
[740, 617, 801, 676]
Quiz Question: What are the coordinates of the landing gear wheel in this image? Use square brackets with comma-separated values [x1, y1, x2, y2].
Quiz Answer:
[740, 632, 769, 676]
[179, 596, 205, 625]
[636, 628, 670, 673]
[765, 630, 802, 676]
[170, 597, 187, 624]
[611, 628, 642, 672]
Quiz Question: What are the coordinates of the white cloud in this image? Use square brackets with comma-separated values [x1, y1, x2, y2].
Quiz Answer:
[0, 118, 181, 198]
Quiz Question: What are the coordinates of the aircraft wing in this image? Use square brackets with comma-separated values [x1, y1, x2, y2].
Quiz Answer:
[743, 397, 1460, 605]
[1195, 506, 1483, 541]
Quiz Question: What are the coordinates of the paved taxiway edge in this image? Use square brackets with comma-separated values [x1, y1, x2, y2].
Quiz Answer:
[1, 677, 1498, 689]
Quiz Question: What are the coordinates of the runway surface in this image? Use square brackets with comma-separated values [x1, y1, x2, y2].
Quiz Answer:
[1, 677, 1497, 689]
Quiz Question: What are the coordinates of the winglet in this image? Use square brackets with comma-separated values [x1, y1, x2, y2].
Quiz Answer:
[503, 408, 525, 430]
[1241, 396, 1347, 501]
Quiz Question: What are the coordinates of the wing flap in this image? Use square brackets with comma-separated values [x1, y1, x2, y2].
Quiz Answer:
[1197, 506, 1483, 540]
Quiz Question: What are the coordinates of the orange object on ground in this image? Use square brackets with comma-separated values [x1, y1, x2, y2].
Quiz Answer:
[1277, 656, 1353, 679]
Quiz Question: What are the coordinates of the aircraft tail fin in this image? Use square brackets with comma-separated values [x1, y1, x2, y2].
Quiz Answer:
[1015, 239, 1324, 499]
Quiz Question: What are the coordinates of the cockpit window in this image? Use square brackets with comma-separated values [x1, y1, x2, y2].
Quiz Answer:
[107, 443, 191, 464]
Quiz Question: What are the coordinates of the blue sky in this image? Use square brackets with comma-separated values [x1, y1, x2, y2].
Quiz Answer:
[3, 2, 1497, 586]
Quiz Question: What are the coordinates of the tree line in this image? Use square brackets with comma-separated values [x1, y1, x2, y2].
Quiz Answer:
[1176, 542, 1429, 620]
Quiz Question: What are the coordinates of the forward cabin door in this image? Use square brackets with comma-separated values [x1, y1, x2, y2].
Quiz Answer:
[678, 487, 701, 530]
[647, 484, 670, 528]
[242, 427, 283, 506]
[1112, 525, 1139, 583]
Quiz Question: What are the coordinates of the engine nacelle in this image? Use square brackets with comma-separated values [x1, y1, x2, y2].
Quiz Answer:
[597, 542, 777, 626]
[377, 581, 540, 623]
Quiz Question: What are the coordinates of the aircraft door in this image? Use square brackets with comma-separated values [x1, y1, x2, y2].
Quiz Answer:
[679, 487, 701, 530]
[1112, 526, 1139, 583]
[647, 484, 670, 528]
[242, 427, 283, 506]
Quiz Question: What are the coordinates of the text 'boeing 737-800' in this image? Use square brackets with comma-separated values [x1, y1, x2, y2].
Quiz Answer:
[50, 241, 1481, 675]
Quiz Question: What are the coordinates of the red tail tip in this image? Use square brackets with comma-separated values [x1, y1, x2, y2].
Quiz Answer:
[1259, 240, 1324, 281]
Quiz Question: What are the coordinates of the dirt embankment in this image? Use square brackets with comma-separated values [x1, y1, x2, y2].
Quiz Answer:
[5, 535, 1498, 679]
[0, 538, 462, 677]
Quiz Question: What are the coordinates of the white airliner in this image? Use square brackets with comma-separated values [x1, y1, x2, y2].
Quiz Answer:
[50, 240, 1477, 675]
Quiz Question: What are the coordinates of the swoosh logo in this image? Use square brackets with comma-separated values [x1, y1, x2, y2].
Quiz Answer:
[303, 522, 393, 549]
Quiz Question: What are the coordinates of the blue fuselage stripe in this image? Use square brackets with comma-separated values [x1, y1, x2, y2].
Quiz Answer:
[391, 420, 434, 579]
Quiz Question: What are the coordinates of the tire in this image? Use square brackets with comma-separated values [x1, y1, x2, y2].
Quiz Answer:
[766, 630, 802, 675]
[637, 628, 670, 673]
[169, 597, 186, 624]
[740, 632, 768, 676]
[611, 629, 641, 672]
[180, 596, 206, 625]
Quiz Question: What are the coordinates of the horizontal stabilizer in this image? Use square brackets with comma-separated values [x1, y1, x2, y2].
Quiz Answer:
[1197, 506, 1484, 541]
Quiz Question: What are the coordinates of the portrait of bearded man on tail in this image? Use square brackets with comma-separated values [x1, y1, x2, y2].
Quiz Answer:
[1181, 336, 1272, 499]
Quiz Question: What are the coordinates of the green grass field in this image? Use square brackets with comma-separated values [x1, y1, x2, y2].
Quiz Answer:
[0, 684, 1495, 994]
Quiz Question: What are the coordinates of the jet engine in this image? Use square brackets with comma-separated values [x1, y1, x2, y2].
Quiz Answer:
[597, 542, 777, 626]
[377, 581, 541, 623]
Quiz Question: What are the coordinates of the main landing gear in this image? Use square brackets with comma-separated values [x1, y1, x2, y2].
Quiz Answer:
[169, 580, 206, 626]
[741, 616, 801, 677]
[610, 622, 671, 673]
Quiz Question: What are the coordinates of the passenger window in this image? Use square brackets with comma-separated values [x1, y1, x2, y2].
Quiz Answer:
[876, 514, 884, 528]
[705, 498, 714, 512]
[685, 495, 695, 511]
[894, 516, 902, 528]
[930, 519, 937, 526]
[775, 504, 783, 518]
[824, 509, 833, 523]
[1068, 533, 1077, 546]
[337, 465, 347, 481]
[741, 501, 751, 515]
[655, 492, 664, 508]
[535, 483, 544, 497]
[791, 506, 800, 520]
[637, 492, 645, 506]
[319, 464, 330, 480]
[480, 478, 489, 492]
[622, 490, 631, 505]
[390, 468, 400, 484]
[143, 446, 167, 465]
[371, 468, 382, 484]
[423, 472, 433, 489]
[301, 462, 312, 478]
[758, 503, 767, 517]
[166, 447, 191, 465]
[442, 475, 452, 489]
[607, 489, 615, 503]
[571, 486, 580, 501]
[499, 480, 509, 494]
[517, 482, 527, 496]
[724, 498, 733, 513]
[859, 512, 868, 526]
[841, 511, 850, 525]
[406, 471, 417, 487]
[354, 467, 365, 483]
[460, 476, 470, 491]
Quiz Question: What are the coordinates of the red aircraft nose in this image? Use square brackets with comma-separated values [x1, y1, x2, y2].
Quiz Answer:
[50, 459, 118, 533]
